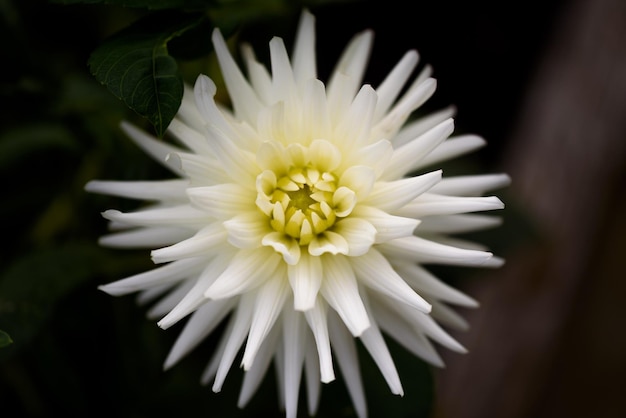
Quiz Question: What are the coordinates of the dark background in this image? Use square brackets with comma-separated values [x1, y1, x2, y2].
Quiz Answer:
[1, 0, 625, 417]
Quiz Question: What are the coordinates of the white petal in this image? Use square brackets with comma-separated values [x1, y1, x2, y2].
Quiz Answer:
[345, 139, 393, 178]
[304, 298, 335, 383]
[163, 298, 235, 369]
[241, 275, 289, 371]
[374, 50, 419, 121]
[291, 9, 317, 86]
[320, 255, 370, 336]
[351, 249, 431, 313]
[380, 236, 494, 267]
[382, 118, 454, 180]
[396, 193, 504, 218]
[430, 300, 471, 331]
[415, 134, 486, 169]
[98, 257, 203, 296]
[327, 30, 373, 118]
[168, 152, 230, 186]
[364, 170, 442, 211]
[204, 248, 281, 300]
[157, 253, 233, 329]
[167, 117, 212, 155]
[352, 205, 419, 243]
[240, 43, 273, 104]
[359, 297, 403, 396]
[223, 211, 269, 249]
[282, 310, 307, 418]
[262, 231, 301, 265]
[332, 218, 376, 256]
[120, 121, 185, 176]
[338, 165, 376, 199]
[102, 205, 209, 228]
[146, 279, 195, 320]
[211, 28, 263, 124]
[334, 84, 377, 150]
[151, 223, 229, 264]
[204, 123, 258, 183]
[308, 231, 349, 256]
[287, 251, 323, 311]
[369, 297, 444, 367]
[429, 173, 512, 196]
[302, 79, 331, 142]
[85, 179, 188, 201]
[327, 312, 367, 418]
[372, 78, 436, 140]
[417, 214, 502, 234]
[269, 36, 297, 105]
[393, 262, 479, 307]
[209, 293, 254, 392]
[238, 319, 281, 408]
[393, 105, 456, 147]
[304, 341, 322, 416]
[187, 183, 254, 219]
[98, 227, 193, 249]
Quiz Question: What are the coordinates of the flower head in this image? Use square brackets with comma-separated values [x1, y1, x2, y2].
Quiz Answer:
[87, 10, 508, 418]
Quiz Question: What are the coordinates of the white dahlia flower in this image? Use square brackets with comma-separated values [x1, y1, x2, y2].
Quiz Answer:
[87, 10, 508, 418]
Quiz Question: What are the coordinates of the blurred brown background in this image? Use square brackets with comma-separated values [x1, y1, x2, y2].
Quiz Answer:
[432, 0, 626, 417]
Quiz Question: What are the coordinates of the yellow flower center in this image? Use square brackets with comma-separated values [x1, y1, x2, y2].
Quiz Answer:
[257, 166, 346, 246]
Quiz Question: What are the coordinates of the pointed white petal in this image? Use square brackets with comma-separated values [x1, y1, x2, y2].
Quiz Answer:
[304, 298, 335, 383]
[327, 312, 367, 418]
[164, 298, 235, 369]
[417, 214, 503, 234]
[352, 205, 419, 243]
[269, 36, 297, 105]
[396, 193, 504, 218]
[238, 319, 281, 408]
[338, 165, 376, 199]
[415, 134, 486, 169]
[382, 118, 454, 180]
[429, 173, 512, 196]
[287, 252, 323, 311]
[98, 226, 193, 249]
[372, 78, 437, 140]
[151, 223, 229, 264]
[282, 310, 307, 418]
[187, 184, 255, 219]
[393, 105, 456, 147]
[223, 211, 269, 249]
[393, 262, 479, 307]
[146, 279, 195, 320]
[364, 170, 442, 211]
[327, 30, 373, 116]
[241, 275, 289, 370]
[369, 297, 444, 367]
[120, 121, 186, 176]
[204, 248, 281, 300]
[211, 29, 263, 124]
[304, 341, 322, 416]
[374, 50, 419, 121]
[351, 249, 431, 313]
[359, 297, 403, 396]
[334, 84, 378, 150]
[320, 255, 370, 336]
[102, 205, 209, 227]
[166, 117, 212, 155]
[380, 236, 494, 267]
[292, 10, 317, 86]
[85, 179, 188, 201]
[430, 300, 470, 331]
[332, 218, 376, 256]
[241, 43, 273, 103]
[302, 79, 331, 142]
[157, 254, 233, 329]
[210, 293, 255, 392]
[98, 257, 203, 296]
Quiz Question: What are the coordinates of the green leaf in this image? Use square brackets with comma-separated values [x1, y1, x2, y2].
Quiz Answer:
[88, 12, 209, 137]
[0, 330, 12, 348]
[49, 0, 214, 10]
